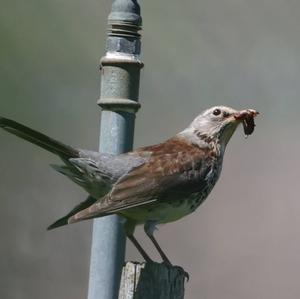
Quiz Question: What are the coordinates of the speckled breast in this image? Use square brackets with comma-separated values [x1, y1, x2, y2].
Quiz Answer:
[158, 158, 223, 223]
[122, 158, 223, 225]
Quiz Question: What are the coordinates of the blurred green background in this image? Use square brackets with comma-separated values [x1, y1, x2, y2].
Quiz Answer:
[1, 0, 300, 298]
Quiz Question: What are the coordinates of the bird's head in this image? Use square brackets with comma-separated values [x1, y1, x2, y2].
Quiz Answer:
[186, 106, 259, 146]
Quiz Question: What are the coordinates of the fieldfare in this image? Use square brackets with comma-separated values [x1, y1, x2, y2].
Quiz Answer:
[0, 106, 258, 264]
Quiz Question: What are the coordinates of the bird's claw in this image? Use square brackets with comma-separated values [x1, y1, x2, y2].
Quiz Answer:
[177, 266, 189, 282]
[163, 262, 190, 282]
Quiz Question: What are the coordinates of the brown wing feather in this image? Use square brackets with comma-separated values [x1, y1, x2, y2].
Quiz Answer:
[69, 137, 213, 223]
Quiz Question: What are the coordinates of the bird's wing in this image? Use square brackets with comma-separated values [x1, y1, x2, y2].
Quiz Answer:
[69, 137, 213, 223]
[47, 196, 96, 230]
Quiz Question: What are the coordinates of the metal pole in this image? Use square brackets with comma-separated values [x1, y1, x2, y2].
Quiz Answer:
[88, 1, 142, 299]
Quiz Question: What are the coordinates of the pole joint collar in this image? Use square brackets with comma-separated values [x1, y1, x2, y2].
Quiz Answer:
[98, 98, 141, 113]
[101, 54, 144, 68]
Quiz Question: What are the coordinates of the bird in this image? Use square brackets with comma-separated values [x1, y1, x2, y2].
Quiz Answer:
[0, 106, 258, 264]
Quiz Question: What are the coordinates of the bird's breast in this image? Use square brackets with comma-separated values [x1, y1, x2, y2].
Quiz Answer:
[122, 160, 223, 224]
[120, 154, 224, 225]
[121, 190, 211, 224]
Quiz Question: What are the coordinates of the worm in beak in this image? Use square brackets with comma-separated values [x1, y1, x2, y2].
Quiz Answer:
[234, 109, 259, 135]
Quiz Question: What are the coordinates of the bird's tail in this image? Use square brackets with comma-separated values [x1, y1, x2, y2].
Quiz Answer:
[0, 117, 79, 159]
[47, 196, 96, 230]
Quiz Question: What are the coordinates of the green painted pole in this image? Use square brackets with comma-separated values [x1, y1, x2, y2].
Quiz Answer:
[87, 1, 142, 298]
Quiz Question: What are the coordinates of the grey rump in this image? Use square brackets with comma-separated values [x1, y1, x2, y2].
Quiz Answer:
[0, 106, 258, 264]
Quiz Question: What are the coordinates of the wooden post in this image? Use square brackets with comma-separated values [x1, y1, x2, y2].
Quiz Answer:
[118, 262, 187, 299]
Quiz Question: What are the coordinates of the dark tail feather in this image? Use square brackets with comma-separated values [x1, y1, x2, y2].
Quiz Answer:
[0, 117, 79, 159]
[47, 196, 96, 230]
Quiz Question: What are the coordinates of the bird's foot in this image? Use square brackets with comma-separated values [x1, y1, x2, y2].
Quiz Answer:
[163, 261, 190, 282]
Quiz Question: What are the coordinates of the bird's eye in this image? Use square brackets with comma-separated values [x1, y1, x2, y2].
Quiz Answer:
[213, 109, 221, 116]
[223, 111, 230, 117]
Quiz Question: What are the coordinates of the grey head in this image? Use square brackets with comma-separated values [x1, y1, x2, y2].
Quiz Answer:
[179, 106, 258, 149]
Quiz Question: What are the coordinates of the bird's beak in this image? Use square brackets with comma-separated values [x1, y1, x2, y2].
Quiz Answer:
[218, 108, 259, 145]
[233, 109, 259, 121]
[233, 109, 259, 135]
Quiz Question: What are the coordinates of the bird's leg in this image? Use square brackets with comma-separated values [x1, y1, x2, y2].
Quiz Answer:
[144, 221, 172, 265]
[124, 218, 153, 262]
[127, 234, 153, 262]
[145, 221, 190, 281]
